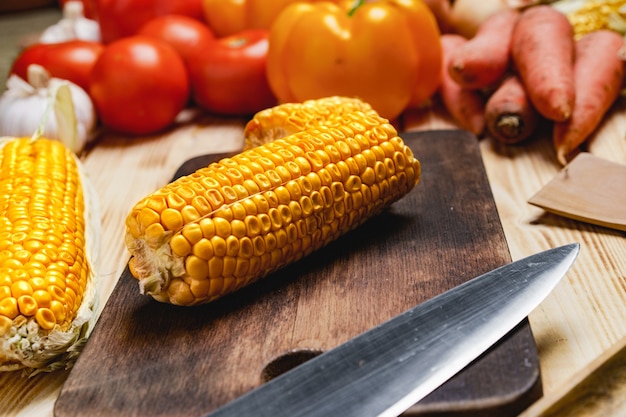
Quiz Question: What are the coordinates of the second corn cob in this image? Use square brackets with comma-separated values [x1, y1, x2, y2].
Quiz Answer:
[0, 136, 100, 374]
[125, 97, 420, 306]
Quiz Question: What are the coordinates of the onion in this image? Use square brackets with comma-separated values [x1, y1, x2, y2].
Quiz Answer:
[449, 0, 512, 38]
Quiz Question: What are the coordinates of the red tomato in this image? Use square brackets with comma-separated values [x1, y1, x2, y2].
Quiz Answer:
[10, 41, 104, 91]
[187, 29, 276, 115]
[154, 0, 204, 19]
[96, 0, 205, 43]
[89, 36, 190, 135]
[137, 15, 214, 63]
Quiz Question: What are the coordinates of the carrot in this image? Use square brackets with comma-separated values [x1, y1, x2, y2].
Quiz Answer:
[485, 75, 539, 144]
[553, 30, 625, 165]
[448, 8, 520, 89]
[512, 6, 575, 122]
[439, 34, 486, 136]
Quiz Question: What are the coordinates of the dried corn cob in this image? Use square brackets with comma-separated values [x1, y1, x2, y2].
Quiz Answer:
[0, 137, 100, 374]
[244, 96, 379, 150]
[125, 97, 420, 306]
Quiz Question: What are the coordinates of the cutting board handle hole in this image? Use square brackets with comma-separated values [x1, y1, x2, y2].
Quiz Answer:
[261, 349, 324, 383]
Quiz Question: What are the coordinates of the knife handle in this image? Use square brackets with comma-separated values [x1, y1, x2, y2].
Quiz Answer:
[521, 334, 626, 417]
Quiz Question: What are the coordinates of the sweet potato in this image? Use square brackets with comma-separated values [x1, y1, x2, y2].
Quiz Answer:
[485, 75, 539, 144]
[448, 9, 520, 89]
[439, 34, 486, 135]
[512, 6, 575, 122]
[553, 30, 625, 165]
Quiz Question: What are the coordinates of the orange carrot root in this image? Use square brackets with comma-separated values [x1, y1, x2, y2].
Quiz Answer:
[553, 30, 625, 165]
[439, 34, 486, 135]
[448, 9, 520, 89]
[485, 75, 539, 144]
[512, 6, 576, 122]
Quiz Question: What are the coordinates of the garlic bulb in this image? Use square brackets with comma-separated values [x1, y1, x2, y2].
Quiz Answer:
[0, 64, 97, 154]
[40, 1, 101, 43]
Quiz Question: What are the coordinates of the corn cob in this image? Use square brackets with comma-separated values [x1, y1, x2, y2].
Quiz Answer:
[243, 96, 379, 150]
[125, 97, 420, 306]
[0, 137, 100, 374]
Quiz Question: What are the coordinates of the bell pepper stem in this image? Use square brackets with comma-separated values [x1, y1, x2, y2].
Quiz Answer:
[348, 0, 365, 17]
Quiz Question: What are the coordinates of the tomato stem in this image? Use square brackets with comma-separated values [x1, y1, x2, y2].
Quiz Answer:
[348, 0, 365, 17]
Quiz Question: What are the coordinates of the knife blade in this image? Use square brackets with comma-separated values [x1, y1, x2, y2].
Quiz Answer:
[206, 243, 580, 417]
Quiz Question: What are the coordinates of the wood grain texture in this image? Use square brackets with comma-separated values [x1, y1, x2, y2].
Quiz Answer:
[520, 334, 626, 417]
[474, 101, 626, 409]
[53, 130, 541, 417]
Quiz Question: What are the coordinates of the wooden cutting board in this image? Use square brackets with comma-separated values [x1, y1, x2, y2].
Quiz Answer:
[54, 130, 542, 417]
[528, 152, 626, 232]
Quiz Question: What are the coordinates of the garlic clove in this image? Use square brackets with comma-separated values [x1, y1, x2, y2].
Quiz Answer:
[53, 84, 80, 154]
[3, 73, 36, 99]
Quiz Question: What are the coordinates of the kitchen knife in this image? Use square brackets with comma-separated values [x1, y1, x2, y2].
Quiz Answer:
[206, 243, 580, 417]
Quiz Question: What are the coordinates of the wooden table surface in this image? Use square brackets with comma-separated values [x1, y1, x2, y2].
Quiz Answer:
[1, 6, 625, 417]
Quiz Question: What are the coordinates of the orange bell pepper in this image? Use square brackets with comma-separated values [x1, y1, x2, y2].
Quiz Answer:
[202, 0, 326, 37]
[266, 0, 443, 120]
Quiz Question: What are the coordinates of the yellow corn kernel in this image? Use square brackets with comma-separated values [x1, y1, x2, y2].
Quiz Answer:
[125, 97, 420, 306]
[166, 279, 195, 306]
[29, 276, 47, 290]
[0, 285, 10, 300]
[192, 238, 213, 260]
[239, 237, 254, 258]
[0, 137, 98, 374]
[0, 297, 18, 319]
[32, 289, 51, 308]
[17, 295, 38, 316]
[181, 223, 203, 245]
[161, 208, 184, 231]
[139, 207, 161, 228]
[171, 234, 192, 257]
[35, 308, 56, 330]
[564, 0, 626, 38]
[185, 256, 209, 280]
[48, 284, 66, 303]
[49, 300, 66, 323]
[0, 315, 11, 337]
[11, 279, 33, 298]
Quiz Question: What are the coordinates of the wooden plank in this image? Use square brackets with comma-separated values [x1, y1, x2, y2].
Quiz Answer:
[521, 334, 626, 417]
[54, 130, 541, 417]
